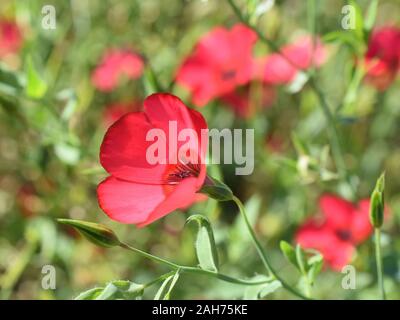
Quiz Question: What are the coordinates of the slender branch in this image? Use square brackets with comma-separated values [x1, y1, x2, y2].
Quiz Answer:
[119, 242, 274, 286]
[374, 228, 386, 300]
[232, 196, 311, 300]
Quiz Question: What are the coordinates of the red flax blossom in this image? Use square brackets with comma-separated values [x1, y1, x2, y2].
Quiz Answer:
[0, 19, 22, 58]
[92, 48, 144, 92]
[364, 26, 400, 91]
[259, 35, 327, 85]
[176, 24, 257, 106]
[295, 194, 372, 271]
[97, 93, 208, 227]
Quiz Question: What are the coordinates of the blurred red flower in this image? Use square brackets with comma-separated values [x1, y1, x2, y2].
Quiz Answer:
[176, 24, 257, 106]
[295, 194, 372, 271]
[92, 49, 144, 92]
[0, 19, 22, 58]
[102, 101, 142, 128]
[259, 35, 327, 84]
[364, 26, 400, 91]
[97, 93, 208, 227]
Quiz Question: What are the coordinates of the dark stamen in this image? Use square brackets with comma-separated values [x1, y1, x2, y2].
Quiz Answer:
[336, 230, 352, 241]
[166, 161, 201, 184]
[221, 70, 236, 80]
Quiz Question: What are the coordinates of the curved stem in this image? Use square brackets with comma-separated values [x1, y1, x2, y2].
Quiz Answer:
[143, 271, 175, 289]
[374, 228, 386, 300]
[119, 242, 273, 286]
[232, 196, 310, 300]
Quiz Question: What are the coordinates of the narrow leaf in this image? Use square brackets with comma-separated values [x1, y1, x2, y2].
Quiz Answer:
[186, 215, 219, 272]
[280, 241, 298, 270]
[25, 56, 48, 99]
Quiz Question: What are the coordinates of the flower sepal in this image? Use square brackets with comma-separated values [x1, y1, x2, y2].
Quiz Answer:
[199, 175, 233, 202]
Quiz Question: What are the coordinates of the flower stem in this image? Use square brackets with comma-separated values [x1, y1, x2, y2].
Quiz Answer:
[119, 242, 274, 286]
[374, 228, 386, 300]
[232, 196, 310, 300]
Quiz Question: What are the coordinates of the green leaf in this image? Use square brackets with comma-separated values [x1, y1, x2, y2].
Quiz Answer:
[95, 280, 144, 300]
[163, 270, 181, 300]
[280, 241, 298, 269]
[57, 219, 121, 248]
[296, 244, 308, 275]
[364, 0, 379, 33]
[349, 0, 365, 42]
[186, 214, 219, 272]
[154, 274, 174, 300]
[75, 280, 144, 300]
[244, 275, 281, 300]
[25, 56, 48, 99]
[75, 287, 104, 300]
[307, 253, 323, 285]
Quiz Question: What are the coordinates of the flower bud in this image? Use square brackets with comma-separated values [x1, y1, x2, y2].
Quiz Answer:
[58, 219, 121, 248]
[369, 173, 385, 228]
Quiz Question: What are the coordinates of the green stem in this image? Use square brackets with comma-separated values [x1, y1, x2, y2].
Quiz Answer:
[308, 78, 347, 180]
[119, 242, 273, 286]
[232, 196, 310, 300]
[143, 271, 175, 289]
[303, 275, 312, 299]
[374, 228, 386, 300]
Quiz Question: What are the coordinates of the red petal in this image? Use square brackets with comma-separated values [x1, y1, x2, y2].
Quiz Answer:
[100, 93, 207, 184]
[350, 199, 373, 244]
[319, 194, 354, 230]
[176, 24, 256, 106]
[100, 112, 167, 183]
[296, 219, 354, 271]
[97, 176, 198, 226]
[263, 54, 297, 84]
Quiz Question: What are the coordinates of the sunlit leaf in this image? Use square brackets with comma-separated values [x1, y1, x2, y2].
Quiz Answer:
[244, 275, 281, 300]
[25, 56, 48, 99]
[186, 214, 219, 272]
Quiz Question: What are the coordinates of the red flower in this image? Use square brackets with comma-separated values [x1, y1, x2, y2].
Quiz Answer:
[260, 35, 327, 84]
[0, 19, 22, 58]
[97, 93, 208, 227]
[176, 24, 257, 106]
[92, 49, 144, 92]
[295, 194, 373, 271]
[102, 101, 142, 128]
[364, 26, 400, 91]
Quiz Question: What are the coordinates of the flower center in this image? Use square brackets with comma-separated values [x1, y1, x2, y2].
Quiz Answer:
[166, 162, 201, 185]
[336, 230, 352, 241]
[221, 69, 237, 80]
